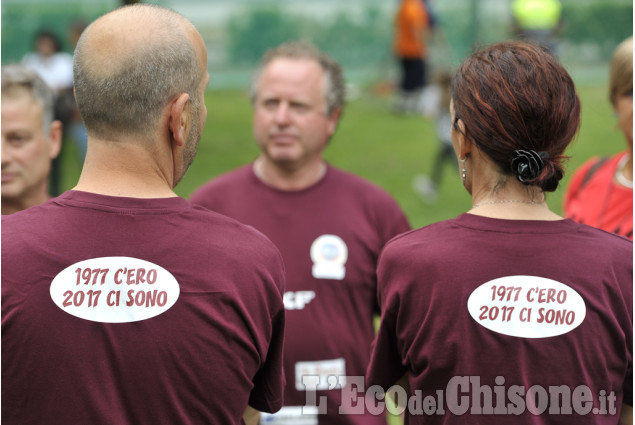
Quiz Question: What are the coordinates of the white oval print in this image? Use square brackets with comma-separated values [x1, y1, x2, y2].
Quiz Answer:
[310, 234, 348, 280]
[467, 275, 586, 338]
[50, 256, 180, 323]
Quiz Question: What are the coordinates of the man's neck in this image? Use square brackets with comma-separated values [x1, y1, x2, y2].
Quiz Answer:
[253, 156, 327, 191]
[73, 140, 178, 199]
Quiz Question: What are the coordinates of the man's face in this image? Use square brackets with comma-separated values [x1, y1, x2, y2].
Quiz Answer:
[1, 90, 60, 202]
[252, 57, 339, 170]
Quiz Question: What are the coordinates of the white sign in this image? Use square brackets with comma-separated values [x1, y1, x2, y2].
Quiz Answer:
[296, 358, 346, 391]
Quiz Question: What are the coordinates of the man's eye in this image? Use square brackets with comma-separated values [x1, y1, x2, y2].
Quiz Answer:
[8, 135, 29, 145]
[291, 103, 309, 112]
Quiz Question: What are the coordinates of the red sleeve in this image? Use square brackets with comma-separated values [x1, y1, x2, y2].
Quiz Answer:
[563, 157, 602, 215]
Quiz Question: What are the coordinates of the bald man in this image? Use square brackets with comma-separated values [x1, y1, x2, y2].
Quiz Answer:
[1, 5, 285, 425]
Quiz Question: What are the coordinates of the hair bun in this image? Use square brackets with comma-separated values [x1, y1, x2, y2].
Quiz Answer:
[510, 150, 548, 185]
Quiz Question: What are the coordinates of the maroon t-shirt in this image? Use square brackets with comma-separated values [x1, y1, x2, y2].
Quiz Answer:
[367, 213, 633, 424]
[2, 191, 286, 425]
[191, 164, 410, 424]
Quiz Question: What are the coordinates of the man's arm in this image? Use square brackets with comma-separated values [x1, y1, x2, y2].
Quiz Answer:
[243, 405, 260, 425]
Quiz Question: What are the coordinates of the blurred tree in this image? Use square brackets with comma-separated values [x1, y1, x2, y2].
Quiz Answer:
[226, 6, 390, 68]
[226, 8, 301, 66]
[562, 1, 632, 59]
[121, 0, 142, 4]
[313, 7, 389, 67]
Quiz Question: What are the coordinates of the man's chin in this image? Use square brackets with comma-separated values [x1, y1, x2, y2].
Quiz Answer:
[0, 183, 22, 199]
[266, 147, 301, 163]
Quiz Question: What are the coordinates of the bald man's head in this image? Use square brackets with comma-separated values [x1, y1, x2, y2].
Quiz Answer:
[74, 4, 205, 141]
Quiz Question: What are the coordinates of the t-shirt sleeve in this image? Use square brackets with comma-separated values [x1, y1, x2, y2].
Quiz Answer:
[375, 191, 411, 245]
[246, 242, 287, 413]
[366, 242, 408, 390]
[189, 183, 216, 210]
[620, 242, 633, 406]
[249, 302, 286, 412]
[563, 157, 600, 215]
[371, 195, 410, 315]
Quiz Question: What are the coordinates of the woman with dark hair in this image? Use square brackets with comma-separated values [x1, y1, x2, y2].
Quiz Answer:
[366, 41, 632, 424]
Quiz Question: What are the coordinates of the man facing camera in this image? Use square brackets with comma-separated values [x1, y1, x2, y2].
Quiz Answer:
[1, 65, 62, 214]
[191, 41, 410, 424]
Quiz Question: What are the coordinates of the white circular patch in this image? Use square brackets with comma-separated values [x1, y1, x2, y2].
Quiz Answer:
[310, 234, 348, 280]
[50, 256, 180, 323]
[467, 275, 586, 338]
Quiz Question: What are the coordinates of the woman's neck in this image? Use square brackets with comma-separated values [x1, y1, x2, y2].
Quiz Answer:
[469, 179, 561, 221]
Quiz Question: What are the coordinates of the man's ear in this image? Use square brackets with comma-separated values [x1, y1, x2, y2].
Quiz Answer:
[169, 93, 191, 147]
[48, 120, 63, 159]
[326, 107, 342, 137]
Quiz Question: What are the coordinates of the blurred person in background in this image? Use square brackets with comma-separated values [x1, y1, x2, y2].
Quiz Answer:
[511, 0, 563, 56]
[191, 40, 410, 425]
[393, 0, 431, 113]
[1, 64, 62, 215]
[21, 29, 74, 196]
[564, 36, 633, 240]
[367, 41, 632, 424]
[65, 19, 90, 160]
[21, 30, 74, 94]
[413, 68, 455, 203]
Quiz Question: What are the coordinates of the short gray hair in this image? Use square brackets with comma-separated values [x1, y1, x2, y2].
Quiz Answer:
[250, 40, 345, 116]
[1, 64, 56, 132]
[73, 4, 201, 139]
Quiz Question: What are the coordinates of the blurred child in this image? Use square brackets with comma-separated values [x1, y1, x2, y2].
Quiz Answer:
[563, 36, 633, 239]
[413, 68, 455, 203]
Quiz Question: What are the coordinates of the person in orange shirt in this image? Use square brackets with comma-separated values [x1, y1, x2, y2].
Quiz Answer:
[394, 0, 430, 113]
[564, 36, 633, 240]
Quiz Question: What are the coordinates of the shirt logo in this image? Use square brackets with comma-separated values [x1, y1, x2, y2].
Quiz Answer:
[284, 291, 316, 310]
[467, 275, 586, 338]
[50, 256, 180, 323]
[310, 234, 348, 280]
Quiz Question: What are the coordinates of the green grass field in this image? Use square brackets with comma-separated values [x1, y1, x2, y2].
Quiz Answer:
[60, 80, 625, 230]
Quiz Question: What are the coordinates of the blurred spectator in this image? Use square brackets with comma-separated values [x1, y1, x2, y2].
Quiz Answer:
[413, 68, 455, 203]
[66, 19, 89, 160]
[1, 64, 62, 215]
[21, 29, 74, 196]
[564, 36, 633, 240]
[21, 30, 73, 93]
[511, 0, 563, 55]
[393, 0, 431, 113]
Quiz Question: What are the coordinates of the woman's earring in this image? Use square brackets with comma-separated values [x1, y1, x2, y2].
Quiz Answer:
[460, 157, 467, 186]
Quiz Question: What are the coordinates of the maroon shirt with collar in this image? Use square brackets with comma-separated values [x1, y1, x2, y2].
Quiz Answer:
[2, 190, 286, 425]
[368, 213, 632, 424]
